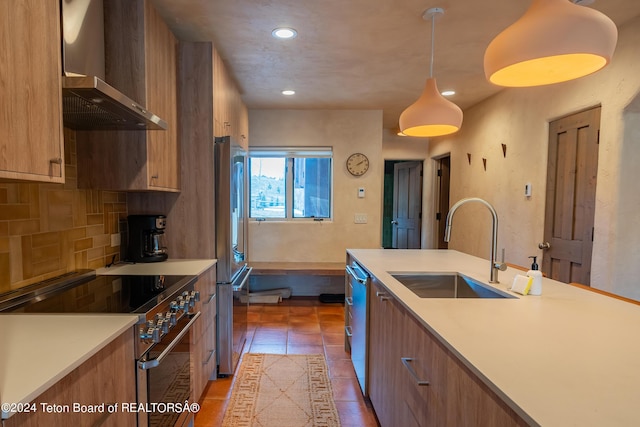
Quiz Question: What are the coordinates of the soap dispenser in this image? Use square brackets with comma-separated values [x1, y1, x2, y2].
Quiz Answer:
[527, 256, 543, 296]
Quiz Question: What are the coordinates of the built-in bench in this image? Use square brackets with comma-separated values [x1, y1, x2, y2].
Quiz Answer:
[248, 262, 345, 297]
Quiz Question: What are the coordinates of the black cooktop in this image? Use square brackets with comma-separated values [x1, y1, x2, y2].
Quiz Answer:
[0, 270, 195, 315]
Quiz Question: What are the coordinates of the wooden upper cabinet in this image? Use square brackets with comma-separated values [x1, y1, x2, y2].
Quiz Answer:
[76, 0, 179, 192]
[0, 0, 64, 183]
[213, 47, 249, 150]
[213, 48, 229, 138]
[145, 0, 179, 190]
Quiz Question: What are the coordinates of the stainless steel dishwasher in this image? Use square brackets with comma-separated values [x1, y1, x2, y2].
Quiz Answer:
[346, 261, 369, 395]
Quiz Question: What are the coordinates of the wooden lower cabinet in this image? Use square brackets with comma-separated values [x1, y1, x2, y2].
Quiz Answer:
[368, 280, 527, 427]
[192, 266, 217, 401]
[4, 331, 136, 427]
[400, 311, 447, 426]
[368, 278, 404, 426]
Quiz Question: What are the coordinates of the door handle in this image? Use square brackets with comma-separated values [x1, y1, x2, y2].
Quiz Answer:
[391, 220, 398, 225]
[538, 242, 551, 250]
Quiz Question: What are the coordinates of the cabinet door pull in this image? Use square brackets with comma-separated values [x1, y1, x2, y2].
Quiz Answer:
[345, 296, 353, 306]
[50, 157, 62, 164]
[345, 326, 353, 337]
[376, 291, 390, 301]
[204, 349, 216, 365]
[401, 357, 430, 386]
[205, 292, 216, 304]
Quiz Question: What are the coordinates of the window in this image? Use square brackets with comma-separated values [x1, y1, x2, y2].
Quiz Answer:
[249, 147, 333, 220]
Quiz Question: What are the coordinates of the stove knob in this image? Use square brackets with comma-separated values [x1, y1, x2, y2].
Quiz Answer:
[178, 298, 188, 312]
[165, 311, 177, 327]
[160, 318, 169, 334]
[140, 323, 155, 342]
[190, 290, 200, 302]
[151, 327, 161, 343]
[184, 295, 192, 308]
[169, 300, 179, 311]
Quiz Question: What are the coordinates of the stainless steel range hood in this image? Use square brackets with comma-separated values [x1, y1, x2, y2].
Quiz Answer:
[61, 0, 167, 131]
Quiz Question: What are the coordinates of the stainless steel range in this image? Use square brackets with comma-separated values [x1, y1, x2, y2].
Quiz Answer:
[0, 271, 200, 427]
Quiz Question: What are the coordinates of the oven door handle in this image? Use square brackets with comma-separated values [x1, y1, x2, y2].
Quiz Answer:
[138, 311, 201, 370]
[233, 267, 253, 292]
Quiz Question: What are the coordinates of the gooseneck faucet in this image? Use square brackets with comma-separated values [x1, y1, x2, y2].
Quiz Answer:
[444, 197, 507, 283]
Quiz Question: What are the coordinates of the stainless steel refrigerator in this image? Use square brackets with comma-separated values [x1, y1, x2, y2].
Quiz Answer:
[215, 136, 251, 376]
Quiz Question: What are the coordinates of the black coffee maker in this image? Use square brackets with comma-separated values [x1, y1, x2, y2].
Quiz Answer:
[127, 215, 168, 263]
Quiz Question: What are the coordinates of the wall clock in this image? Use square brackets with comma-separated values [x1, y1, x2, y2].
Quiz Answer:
[346, 153, 370, 176]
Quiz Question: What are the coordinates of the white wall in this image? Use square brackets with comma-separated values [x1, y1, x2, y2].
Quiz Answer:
[247, 110, 383, 263]
[427, 16, 640, 299]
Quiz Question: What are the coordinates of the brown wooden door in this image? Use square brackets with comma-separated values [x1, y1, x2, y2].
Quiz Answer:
[436, 156, 451, 249]
[542, 107, 600, 284]
[392, 161, 422, 249]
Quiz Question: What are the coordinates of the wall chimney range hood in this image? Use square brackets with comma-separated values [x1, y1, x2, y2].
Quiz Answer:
[61, 0, 167, 131]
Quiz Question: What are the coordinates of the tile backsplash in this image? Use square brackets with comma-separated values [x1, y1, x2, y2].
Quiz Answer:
[0, 129, 127, 293]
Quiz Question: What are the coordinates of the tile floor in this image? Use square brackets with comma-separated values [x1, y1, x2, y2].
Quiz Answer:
[194, 298, 379, 426]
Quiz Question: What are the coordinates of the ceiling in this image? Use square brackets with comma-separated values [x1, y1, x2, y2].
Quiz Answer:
[151, 0, 640, 130]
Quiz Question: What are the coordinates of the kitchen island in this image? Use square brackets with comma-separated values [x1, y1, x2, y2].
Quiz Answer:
[348, 249, 640, 426]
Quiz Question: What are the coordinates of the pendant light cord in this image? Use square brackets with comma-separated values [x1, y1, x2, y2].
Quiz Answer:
[429, 12, 436, 78]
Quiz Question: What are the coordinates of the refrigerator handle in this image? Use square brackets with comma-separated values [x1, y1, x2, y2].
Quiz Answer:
[233, 267, 253, 292]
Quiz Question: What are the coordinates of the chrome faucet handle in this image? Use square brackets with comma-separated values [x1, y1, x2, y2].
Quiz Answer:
[495, 261, 508, 271]
[495, 248, 507, 271]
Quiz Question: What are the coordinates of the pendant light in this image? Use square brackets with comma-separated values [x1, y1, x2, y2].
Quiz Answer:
[399, 7, 463, 138]
[484, 0, 618, 87]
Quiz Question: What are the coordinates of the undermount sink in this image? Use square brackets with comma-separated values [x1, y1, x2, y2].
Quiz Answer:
[389, 273, 515, 299]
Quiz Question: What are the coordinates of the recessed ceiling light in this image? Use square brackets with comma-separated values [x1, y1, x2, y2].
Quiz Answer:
[282, 90, 296, 96]
[441, 90, 456, 96]
[272, 27, 297, 39]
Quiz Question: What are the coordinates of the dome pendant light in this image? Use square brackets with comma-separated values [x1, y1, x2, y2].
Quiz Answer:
[399, 7, 463, 138]
[484, 0, 618, 87]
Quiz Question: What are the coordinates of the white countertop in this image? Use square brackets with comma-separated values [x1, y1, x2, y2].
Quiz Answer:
[0, 314, 139, 419]
[347, 249, 640, 427]
[96, 258, 216, 276]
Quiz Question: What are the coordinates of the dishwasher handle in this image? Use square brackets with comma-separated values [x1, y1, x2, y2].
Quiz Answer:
[346, 264, 368, 285]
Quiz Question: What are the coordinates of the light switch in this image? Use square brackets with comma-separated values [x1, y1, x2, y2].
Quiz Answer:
[354, 214, 368, 224]
[358, 187, 365, 198]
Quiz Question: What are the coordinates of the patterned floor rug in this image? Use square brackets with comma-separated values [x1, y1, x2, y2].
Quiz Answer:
[221, 353, 341, 427]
